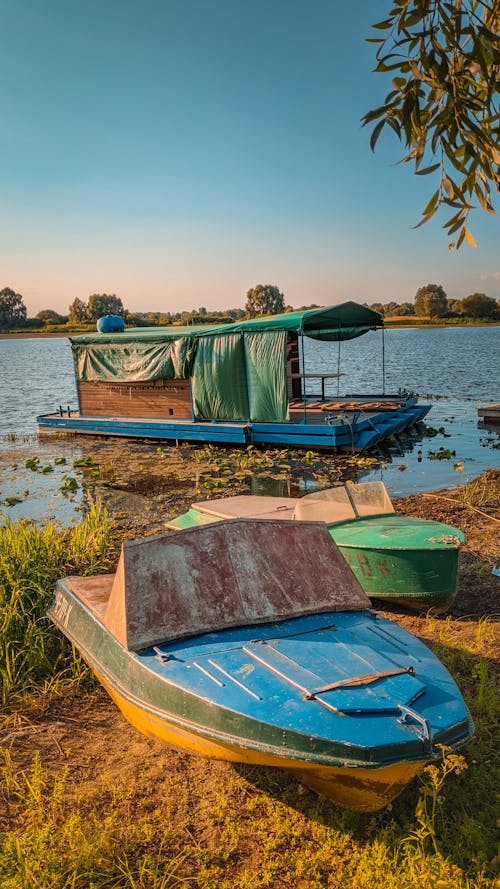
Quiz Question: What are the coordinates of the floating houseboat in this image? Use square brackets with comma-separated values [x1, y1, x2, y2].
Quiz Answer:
[48, 519, 473, 811]
[37, 303, 431, 452]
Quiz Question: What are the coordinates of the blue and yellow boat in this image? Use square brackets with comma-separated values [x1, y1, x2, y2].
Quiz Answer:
[167, 482, 465, 612]
[48, 519, 473, 811]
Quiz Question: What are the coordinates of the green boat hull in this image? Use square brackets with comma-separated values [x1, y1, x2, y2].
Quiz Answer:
[331, 515, 462, 611]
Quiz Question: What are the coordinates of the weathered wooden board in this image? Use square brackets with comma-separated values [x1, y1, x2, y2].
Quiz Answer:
[77, 379, 192, 419]
[478, 403, 500, 423]
[104, 519, 370, 650]
[67, 574, 114, 618]
[193, 495, 297, 520]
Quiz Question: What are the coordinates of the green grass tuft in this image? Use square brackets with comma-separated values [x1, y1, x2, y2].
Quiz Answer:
[0, 505, 114, 710]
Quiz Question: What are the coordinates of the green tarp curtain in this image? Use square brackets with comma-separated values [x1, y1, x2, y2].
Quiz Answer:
[72, 339, 197, 382]
[245, 331, 288, 422]
[190, 331, 288, 422]
[191, 335, 248, 421]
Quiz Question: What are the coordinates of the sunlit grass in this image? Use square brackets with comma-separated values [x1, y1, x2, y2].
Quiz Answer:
[0, 736, 497, 889]
[0, 505, 114, 711]
[455, 472, 500, 511]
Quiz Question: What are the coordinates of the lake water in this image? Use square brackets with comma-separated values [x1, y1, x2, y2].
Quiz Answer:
[304, 325, 500, 496]
[0, 327, 498, 521]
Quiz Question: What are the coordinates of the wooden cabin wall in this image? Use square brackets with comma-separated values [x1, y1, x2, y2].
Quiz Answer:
[286, 332, 302, 399]
[77, 379, 192, 419]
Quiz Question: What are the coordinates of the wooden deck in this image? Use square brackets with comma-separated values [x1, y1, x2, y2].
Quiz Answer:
[478, 404, 500, 423]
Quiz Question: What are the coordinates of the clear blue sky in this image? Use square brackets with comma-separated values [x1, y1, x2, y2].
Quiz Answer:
[1, 0, 498, 316]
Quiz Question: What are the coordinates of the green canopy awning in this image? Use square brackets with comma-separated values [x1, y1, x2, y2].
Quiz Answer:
[70, 302, 383, 346]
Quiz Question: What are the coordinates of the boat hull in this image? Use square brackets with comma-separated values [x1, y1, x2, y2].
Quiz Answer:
[94, 664, 424, 811]
[332, 518, 462, 612]
[36, 400, 430, 453]
[48, 574, 473, 813]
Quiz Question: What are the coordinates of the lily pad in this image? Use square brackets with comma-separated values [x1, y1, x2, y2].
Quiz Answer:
[5, 496, 23, 507]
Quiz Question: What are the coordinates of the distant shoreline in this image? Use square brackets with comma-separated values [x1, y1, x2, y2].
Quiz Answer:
[0, 331, 71, 339]
[0, 319, 499, 339]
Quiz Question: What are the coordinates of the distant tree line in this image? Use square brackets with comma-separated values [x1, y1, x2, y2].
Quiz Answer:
[125, 307, 247, 327]
[366, 284, 500, 320]
[68, 294, 125, 322]
[1, 281, 499, 331]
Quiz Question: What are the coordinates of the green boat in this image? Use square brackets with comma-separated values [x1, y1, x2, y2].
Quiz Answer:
[167, 482, 464, 612]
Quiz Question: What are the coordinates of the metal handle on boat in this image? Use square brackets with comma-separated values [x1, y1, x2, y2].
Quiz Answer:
[306, 666, 415, 698]
[153, 646, 170, 663]
[397, 704, 433, 749]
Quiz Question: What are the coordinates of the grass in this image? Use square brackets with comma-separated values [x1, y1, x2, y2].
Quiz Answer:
[0, 511, 498, 887]
[0, 732, 497, 888]
[454, 472, 500, 511]
[0, 505, 114, 711]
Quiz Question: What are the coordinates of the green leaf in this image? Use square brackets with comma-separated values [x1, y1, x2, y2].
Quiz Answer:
[364, 0, 499, 246]
[372, 19, 393, 30]
[415, 163, 441, 176]
[362, 106, 387, 125]
[369, 119, 386, 152]
[422, 189, 440, 216]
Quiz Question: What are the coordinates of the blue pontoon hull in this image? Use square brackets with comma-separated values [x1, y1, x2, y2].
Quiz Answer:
[37, 401, 430, 452]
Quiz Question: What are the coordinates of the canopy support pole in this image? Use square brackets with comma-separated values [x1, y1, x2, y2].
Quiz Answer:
[337, 337, 341, 397]
[382, 327, 386, 395]
[301, 333, 307, 424]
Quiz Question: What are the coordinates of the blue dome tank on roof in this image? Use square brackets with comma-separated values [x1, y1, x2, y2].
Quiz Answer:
[97, 315, 125, 333]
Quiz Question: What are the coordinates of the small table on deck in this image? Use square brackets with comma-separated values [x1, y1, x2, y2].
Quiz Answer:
[288, 373, 345, 401]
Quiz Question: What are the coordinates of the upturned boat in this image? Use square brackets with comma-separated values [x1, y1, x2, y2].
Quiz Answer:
[167, 482, 465, 612]
[48, 519, 473, 811]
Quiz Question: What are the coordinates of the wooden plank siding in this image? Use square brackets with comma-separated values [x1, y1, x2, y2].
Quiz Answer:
[77, 379, 192, 419]
[286, 332, 301, 399]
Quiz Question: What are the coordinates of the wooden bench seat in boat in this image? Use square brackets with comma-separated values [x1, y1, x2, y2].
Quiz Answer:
[191, 482, 396, 526]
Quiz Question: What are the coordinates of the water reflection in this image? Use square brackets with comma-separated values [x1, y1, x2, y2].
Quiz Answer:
[0, 435, 85, 527]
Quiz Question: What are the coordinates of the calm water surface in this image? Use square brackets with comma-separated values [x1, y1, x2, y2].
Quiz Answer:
[0, 328, 498, 520]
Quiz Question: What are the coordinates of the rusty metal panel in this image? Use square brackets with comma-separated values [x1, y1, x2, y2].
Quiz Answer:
[104, 519, 370, 651]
